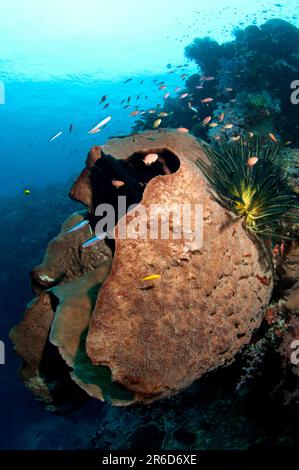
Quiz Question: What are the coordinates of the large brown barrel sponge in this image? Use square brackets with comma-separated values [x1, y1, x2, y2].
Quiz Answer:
[85, 129, 274, 402]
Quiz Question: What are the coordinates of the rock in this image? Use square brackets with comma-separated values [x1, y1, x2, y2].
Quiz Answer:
[31, 210, 112, 292]
[11, 211, 114, 407]
[70, 146, 102, 208]
[10, 292, 55, 402]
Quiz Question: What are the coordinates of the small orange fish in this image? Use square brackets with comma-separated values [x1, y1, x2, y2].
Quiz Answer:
[177, 127, 189, 133]
[201, 97, 214, 103]
[209, 122, 218, 128]
[218, 112, 225, 122]
[269, 133, 278, 143]
[180, 93, 189, 99]
[231, 135, 240, 141]
[143, 153, 159, 165]
[112, 180, 125, 188]
[202, 116, 212, 126]
[272, 245, 279, 255]
[130, 110, 139, 116]
[247, 156, 258, 167]
[159, 85, 167, 90]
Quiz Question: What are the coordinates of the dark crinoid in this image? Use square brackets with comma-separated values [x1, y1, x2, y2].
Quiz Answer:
[196, 138, 299, 239]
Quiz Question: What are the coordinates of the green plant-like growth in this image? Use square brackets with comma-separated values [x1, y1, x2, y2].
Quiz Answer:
[196, 139, 299, 239]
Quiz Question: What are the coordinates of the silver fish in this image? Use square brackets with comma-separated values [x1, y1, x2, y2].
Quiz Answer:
[66, 219, 90, 234]
[49, 131, 63, 142]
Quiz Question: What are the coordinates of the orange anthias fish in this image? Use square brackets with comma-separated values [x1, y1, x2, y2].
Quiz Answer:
[177, 127, 189, 133]
[222, 123, 234, 130]
[180, 93, 189, 99]
[159, 85, 167, 90]
[219, 112, 225, 122]
[247, 156, 258, 167]
[272, 245, 280, 255]
[143, 153, 159, 165]
[130, 110, 139, 117]
[269, 133, 278, 143]
[202, 116, 212, 126]
[112, 180, 125, 188]
[201, 97, 214, 103]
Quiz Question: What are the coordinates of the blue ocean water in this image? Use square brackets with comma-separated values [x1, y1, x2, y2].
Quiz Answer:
[0, 0, 297, 197]
[0, 0, 299, 450]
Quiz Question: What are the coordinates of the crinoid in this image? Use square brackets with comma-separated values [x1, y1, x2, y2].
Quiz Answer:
[197, 139, 299, 239]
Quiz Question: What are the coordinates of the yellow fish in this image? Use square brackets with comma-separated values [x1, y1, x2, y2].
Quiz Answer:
[153, 119, 161, 129]
[142, 274, 161, 281]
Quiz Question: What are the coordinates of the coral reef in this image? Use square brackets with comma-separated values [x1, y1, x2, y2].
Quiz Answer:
[11, 130, 273, 406]
[134, 19, 299, 147]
